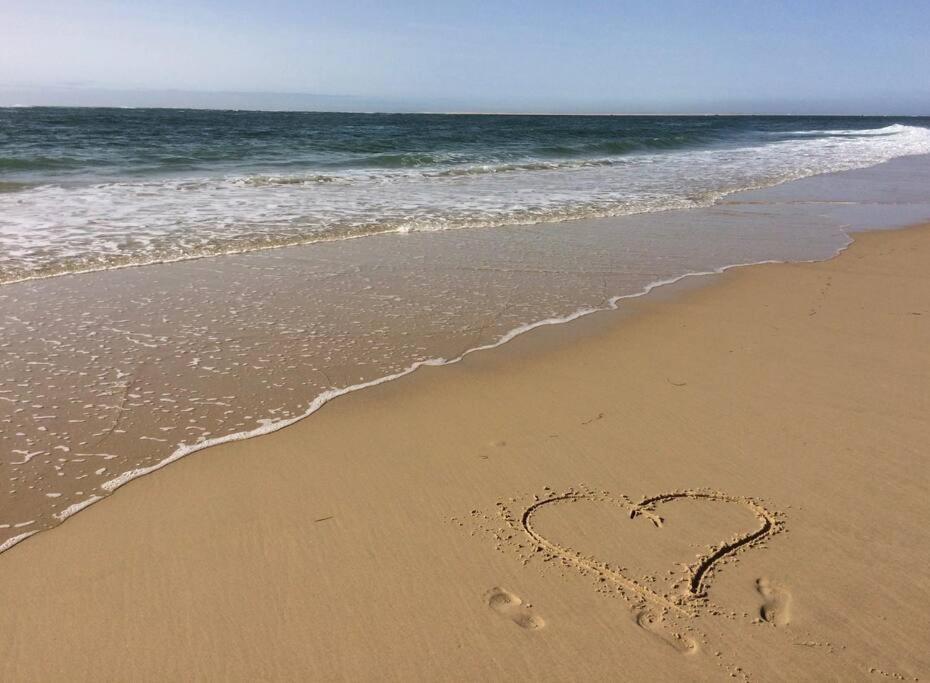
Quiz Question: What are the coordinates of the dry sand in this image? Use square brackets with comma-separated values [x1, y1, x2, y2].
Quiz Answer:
[2, 224, 929, 681]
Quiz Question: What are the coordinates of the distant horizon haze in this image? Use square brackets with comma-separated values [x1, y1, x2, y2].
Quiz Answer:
[1, 85, 928, 117]
[2, 1, 928, 114]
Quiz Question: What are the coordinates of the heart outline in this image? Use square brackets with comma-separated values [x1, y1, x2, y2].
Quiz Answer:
[517, 487, 781, 616]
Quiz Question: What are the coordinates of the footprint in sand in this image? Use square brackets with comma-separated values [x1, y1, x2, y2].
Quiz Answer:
[635, 609, 698, 654]
[756, 577, 791, 626]
[486, 587, 546, 630]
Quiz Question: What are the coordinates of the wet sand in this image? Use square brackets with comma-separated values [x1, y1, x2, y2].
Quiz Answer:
[4, 155, 930, 553]
[2, 223, 928, 681]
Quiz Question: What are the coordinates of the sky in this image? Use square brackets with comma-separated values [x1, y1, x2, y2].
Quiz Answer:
[1, 0, 928, 113]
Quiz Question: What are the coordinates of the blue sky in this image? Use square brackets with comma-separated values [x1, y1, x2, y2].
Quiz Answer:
[1, 0, 928, 113]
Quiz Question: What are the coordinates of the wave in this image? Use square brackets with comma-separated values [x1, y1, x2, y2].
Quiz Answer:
[767, 123, 913, 138]
[1, 122, 928, 286]
[232, 173, 353, 187]
[231, 158, 621, 186]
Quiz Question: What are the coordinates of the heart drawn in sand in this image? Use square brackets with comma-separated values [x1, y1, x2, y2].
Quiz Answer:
[508, 488, 781, 615]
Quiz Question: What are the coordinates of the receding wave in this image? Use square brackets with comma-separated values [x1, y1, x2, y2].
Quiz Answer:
[336, 152, 454, 168]
[1, 119, 929, 286]
[0, 198, 701, 285]
[231, 157, 622, 185]
[232, 173, 352, 187]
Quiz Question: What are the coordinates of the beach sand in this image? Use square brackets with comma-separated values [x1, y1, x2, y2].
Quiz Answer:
[1, 224, 929, 681]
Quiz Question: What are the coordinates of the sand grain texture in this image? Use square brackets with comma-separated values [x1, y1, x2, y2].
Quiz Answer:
[1, 225, 929, 681]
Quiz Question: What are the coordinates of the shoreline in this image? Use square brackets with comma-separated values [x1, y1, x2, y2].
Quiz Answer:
[0, 241, 836, 558]
[4, 124, 929, 288]
[2, 221, 928, 680]
[3, 152, 929, 553]
[0, 165, 855, 289]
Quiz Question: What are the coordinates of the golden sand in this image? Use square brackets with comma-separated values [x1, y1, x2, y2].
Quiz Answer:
[1, 225, 928, 681]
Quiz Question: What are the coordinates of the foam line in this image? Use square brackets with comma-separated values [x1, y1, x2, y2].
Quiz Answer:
[0, 230, 856, 556]
[0, 531, 38, 553]
[3, 129, 928, 287]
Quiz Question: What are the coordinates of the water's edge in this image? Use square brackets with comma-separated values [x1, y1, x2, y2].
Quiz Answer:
[0, 229, 857, 556]
[0, 166, 859, 288]
[3, 152, 929, 557]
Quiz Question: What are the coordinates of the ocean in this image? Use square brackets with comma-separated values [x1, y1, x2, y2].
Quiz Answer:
[2, 109, 930, 553]
[2, 109, 929, 284]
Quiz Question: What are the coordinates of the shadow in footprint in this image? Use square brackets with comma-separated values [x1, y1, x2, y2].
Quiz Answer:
[486, 587, 545, 631]
[756, 577, 791, 626]
[635, 609, 698, 655]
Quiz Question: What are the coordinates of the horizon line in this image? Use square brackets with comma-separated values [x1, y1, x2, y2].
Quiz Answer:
[2, 104, 928, 117]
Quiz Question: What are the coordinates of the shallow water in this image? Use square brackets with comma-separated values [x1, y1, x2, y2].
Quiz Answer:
[2, 154, 929, 552]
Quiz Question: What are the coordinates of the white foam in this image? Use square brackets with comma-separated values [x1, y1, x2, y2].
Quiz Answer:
[54, 495, 102, 521]
[0, 125, 920, 556]
[0, 223, 861, 554]
[0, 531, 38, 553]
[10, 449, 45, 465]
[778, 124, 911, 137]
[1, 124, 927, 285]
[43, 232, 852, 539]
